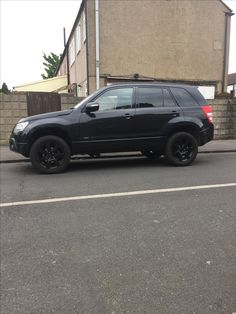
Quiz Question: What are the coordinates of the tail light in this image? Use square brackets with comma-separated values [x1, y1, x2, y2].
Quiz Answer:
[201, 105, 213, 123]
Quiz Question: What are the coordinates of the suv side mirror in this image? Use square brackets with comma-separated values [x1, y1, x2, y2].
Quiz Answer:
[86, 102, 99, 113]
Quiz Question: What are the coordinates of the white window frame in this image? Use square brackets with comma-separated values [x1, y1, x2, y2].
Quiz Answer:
[76, 23, 81, 54]
[69, 37, 75, 67]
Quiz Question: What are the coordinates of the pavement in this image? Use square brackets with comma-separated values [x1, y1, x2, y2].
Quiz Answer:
[1, 139, 236, 163]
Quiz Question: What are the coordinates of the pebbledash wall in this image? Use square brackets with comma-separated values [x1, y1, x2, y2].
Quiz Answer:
[0, 92, 236, 145]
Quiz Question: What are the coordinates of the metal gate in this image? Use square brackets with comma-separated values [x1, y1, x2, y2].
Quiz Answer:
[26, 92, 61, 116]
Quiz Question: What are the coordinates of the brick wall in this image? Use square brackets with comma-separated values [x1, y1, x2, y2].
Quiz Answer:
[0, 92, 235, 144]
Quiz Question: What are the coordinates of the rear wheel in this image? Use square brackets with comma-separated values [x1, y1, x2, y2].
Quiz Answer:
[141, 150, 162, 159]
[165, 132, 198, 166]
[30, 135, 71, 174]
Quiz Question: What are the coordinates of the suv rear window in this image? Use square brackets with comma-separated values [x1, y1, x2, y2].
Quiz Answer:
[170, 87, 199, 107]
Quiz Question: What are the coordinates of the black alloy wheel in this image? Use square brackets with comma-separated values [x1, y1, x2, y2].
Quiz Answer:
[165, 132, 198, 166]
[30, 136, 71, 174]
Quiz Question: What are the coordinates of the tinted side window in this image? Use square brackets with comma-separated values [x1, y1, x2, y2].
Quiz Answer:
[137, 87, 163, 108]
[95, 88, 133, 111]
[170, 88, 199, 107]
[163, 89, 177, 107]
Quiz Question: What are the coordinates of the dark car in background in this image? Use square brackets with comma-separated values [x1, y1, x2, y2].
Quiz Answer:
[9, 83, 214, 173]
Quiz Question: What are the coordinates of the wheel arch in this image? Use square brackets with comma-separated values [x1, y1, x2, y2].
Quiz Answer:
[28, 127, 72, 153]
[167, 123, 201, 145]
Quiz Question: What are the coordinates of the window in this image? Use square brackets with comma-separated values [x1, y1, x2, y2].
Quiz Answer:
[163, 89, 176, 107]
[69, 37, 75, 66]
[94, 88, 133, 111]
[137, 87, 163, 108]
[82, 11, 86, 42]
[170, 88, 199, 107]
[76, 24, 81, 53]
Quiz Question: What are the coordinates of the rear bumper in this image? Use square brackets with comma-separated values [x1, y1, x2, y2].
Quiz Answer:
[9, 137, 29, 157]
[199, 124, 214, 145]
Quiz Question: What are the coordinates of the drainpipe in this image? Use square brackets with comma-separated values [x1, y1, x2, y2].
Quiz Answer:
[64, 27, 70, 93]
[85, 0, 90, 95]
[222, 12, 234, 93]
[95, 0, 100, 90]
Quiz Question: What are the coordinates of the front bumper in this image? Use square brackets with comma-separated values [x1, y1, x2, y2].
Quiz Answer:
[9, 136, 29, 157]
[199, 124, 214, 146]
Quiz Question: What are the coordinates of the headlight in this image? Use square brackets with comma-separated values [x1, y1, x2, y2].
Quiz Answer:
[14, 121, 29, 134]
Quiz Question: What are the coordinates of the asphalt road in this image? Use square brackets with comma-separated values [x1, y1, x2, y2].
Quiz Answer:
[1, 153, 236, 314]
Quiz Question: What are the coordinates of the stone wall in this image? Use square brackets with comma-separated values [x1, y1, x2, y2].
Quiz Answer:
[0, 93, 27, 145]
[0, 92, 235, 144]
[210, 98, 236, 139]
[60, 94, 83, 111]
[0, 93, 82, 145]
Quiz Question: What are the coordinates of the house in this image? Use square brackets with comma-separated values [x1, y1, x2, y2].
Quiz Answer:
[227, 73, 236, 94]
[56, 0, 233, 98]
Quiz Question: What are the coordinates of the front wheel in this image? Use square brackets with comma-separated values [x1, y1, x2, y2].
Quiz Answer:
[30, 135, 71, 174]
[165, 132, 198, 166]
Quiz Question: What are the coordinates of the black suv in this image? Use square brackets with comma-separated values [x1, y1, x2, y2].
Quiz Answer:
[10, 83, 214, 173]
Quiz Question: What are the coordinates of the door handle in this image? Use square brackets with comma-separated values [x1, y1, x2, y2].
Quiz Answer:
[172, 110, 178, 117]
[124, 113, 133, 120]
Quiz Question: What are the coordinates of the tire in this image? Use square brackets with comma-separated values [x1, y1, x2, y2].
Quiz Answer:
[141, 150, 162, 159]
[165, 132, 198, 166]
[30, 135, 71, 174]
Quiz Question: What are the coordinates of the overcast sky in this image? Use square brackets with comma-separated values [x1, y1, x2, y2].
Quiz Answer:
[0, 0, 236, 89]
[0, 0, 81, 89]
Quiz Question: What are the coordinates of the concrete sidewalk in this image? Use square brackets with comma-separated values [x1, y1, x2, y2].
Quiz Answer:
[1, 139, 236, 163]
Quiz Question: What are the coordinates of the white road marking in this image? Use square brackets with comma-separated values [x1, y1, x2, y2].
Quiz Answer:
[1, 183, 236, 208]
